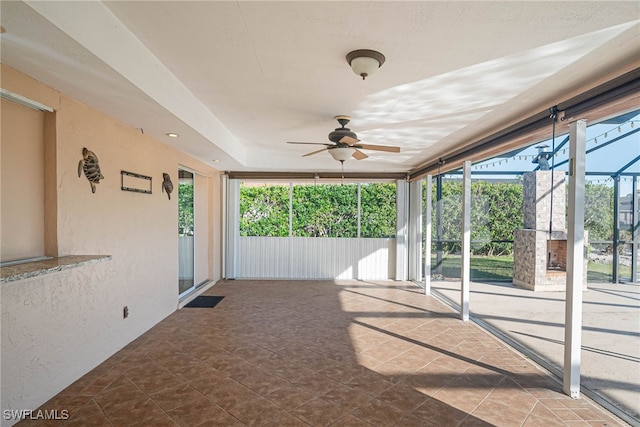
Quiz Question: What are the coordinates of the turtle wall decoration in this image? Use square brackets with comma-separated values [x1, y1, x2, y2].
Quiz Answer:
[78, 147, 104, 193]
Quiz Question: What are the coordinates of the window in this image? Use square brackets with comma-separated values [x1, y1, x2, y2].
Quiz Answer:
[239, 181, 397, 238]
[292, 183, 358, 237]
[239, 182, 289, 237]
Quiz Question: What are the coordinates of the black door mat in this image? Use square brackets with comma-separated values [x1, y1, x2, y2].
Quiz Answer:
[184, 296, 224, 308]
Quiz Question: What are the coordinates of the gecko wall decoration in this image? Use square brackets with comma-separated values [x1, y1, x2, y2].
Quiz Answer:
[162, 173, 173, 200]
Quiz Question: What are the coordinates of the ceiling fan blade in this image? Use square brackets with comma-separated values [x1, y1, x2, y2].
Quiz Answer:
[357, 144, 401, 153]
[352, 149, 368, 160]
[339, 136, 360, 145]
[302, 147, 329, 157]
[287, 141, 332, 146]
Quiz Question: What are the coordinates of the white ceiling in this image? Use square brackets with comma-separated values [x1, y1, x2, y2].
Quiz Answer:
[1, 1, 639, 173]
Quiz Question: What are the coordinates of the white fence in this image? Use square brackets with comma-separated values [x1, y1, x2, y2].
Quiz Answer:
[178, 235, 194, 280]
[238, 237, 396, 280]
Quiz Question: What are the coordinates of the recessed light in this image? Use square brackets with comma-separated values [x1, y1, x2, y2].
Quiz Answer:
[166, 132, 179, 138]
[212, 159, 221, 163]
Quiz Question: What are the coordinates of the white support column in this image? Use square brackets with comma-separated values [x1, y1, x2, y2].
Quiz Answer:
[396, 179, 409, 281]
[564, 119, 586, 398]
[632, 177, 639, 283]
[221, 174, 228, 279]
[461, 161, 472, 321]
[424, 176, 433, 295]
[288, 182, 293, 278]
[225, 178, 240, 279]
[409, 179, 423, 281]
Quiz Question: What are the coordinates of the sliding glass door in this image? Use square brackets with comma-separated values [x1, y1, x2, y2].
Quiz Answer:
[178, 169, 195, 296]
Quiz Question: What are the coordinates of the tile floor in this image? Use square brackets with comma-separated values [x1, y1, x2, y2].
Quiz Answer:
[18, 280, 625, 426]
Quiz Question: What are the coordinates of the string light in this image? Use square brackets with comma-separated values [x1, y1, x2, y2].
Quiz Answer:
[469, 117, 639, 171]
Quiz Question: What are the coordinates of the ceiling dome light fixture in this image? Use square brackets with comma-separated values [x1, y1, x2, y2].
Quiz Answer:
[346, 49, 385, 80]
[329, 147, 355, 162]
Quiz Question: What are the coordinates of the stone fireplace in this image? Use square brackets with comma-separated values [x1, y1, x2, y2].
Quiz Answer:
[513, 171, 586, 291]
[546, 239, 567, 271]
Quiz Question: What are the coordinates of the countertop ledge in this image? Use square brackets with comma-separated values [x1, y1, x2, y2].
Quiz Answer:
[1, 255, 111, 284]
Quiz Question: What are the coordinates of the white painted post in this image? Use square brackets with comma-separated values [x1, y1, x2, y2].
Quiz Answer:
[409, 180, 423, 281]
[564, 119, 586, 398]
[632, 177, 639, 283]
[226, 178, 240, 279]
[461, 161, 471, 321]
[424, 176, 433, 295]
[221, 174, 228, 279]
[396, 180, 409, 281]
[288, 182, 293, 278]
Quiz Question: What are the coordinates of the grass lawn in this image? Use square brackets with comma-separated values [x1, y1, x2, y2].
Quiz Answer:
[430, 255, 513, 281]
[429, 255, 632, 282]
[586, 261, 632, 282]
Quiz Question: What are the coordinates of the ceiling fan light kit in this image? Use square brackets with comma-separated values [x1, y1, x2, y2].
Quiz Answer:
[329, 147, 356, 162]
[346, 49, 385, 80]
[287, 116, 400, 164]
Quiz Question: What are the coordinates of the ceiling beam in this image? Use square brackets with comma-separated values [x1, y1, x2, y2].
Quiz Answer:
[226, 171, 406, 181]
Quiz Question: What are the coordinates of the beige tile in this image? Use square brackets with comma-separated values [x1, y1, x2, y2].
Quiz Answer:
[166, 398, 241, 427]
[350, 397, 409, 426]
[470, 398, 532, 426]
[321, 384, 373, 413]
[411, 396, 470, 426]
[200, 377, 260, 411]
[23, 280, 626, 427]
[376, 383, 429, 413]
[290, 397, 348, 426]
[149, 383, 208, 411]
[329, 414, 374, 426]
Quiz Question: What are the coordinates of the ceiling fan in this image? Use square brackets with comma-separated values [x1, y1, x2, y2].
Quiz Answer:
[287, 116, 401, 162]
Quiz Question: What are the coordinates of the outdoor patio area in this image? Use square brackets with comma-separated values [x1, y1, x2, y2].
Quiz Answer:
[431, 279, 639, 425]
[15, 279, 629, 426]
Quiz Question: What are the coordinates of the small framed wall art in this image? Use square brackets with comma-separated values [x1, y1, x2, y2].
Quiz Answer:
[121, 170, 152, 194]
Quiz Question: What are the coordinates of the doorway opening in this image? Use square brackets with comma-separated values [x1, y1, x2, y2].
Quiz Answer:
[178, 169, 195, 296]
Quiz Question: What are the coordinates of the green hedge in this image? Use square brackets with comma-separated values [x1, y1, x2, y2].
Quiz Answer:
[237, 180, 615, 256]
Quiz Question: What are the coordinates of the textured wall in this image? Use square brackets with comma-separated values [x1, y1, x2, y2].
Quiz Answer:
[0, 65, 221, 425]
[0, 99, 45, 261]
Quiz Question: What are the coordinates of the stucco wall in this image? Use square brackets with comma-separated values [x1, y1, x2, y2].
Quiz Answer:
[0, 99, 45, 261]
[0, 65, 222, 424]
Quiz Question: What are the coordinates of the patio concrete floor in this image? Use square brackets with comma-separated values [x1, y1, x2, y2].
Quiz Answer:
[430, 279, 640, 425]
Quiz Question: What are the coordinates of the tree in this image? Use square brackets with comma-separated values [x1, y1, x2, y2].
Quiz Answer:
[178, 182, 194, 235]
[433, 180, 523, 255]
[584, 183, 613, 241]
